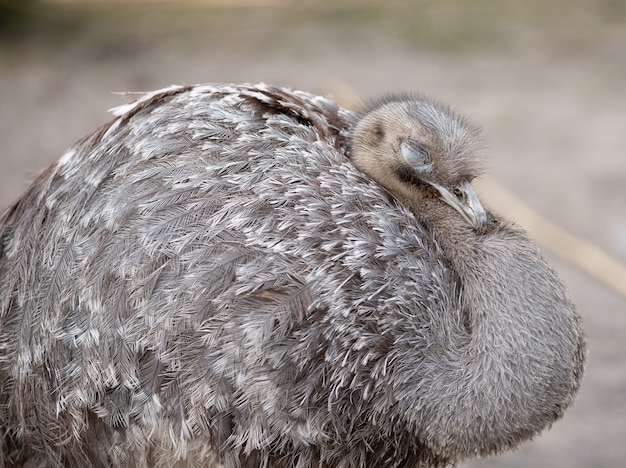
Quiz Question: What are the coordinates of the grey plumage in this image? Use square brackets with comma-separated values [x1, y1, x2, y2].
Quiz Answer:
[0, 83, 585, 467]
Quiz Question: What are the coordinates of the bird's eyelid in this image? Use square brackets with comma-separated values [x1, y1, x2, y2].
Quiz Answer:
[400, 139, 431, 169]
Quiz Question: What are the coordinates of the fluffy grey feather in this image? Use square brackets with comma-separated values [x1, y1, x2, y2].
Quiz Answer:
[0, 83, 585, 467]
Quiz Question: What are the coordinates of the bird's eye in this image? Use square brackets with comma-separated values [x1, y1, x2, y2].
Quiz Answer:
[400, 140, 431, 169]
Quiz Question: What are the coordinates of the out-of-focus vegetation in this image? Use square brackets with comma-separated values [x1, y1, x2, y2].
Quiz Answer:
[1, 0, 625, 56]
[0, 0, 39, 34]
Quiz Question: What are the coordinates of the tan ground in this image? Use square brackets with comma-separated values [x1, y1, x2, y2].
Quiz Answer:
[1, 2, 625, 466]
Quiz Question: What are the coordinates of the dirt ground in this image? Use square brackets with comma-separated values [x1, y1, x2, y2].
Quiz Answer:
[1, 1, 625, 466]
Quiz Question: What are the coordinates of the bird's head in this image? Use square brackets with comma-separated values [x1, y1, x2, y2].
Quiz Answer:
[350, 95, 488, 231]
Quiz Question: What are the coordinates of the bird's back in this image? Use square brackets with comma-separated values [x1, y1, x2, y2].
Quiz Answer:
[0, 84, 457, 467]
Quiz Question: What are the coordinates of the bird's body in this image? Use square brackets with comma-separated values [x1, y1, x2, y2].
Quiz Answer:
[0, 83, 585, 467]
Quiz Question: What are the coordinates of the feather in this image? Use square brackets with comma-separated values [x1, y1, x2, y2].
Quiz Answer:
[0, 83, 585, 468]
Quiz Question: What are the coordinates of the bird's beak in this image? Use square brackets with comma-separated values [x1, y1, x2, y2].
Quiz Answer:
[432, 180, 488, 231]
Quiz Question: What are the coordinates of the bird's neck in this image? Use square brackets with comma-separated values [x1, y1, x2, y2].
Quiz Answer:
[395, 194, 584, 456]
[406, 196, 478, 266]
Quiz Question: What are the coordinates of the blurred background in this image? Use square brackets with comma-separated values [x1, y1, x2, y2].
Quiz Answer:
[1, 0, 625, 466]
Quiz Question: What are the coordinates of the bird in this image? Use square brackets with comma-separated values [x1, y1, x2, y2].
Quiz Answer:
[0, 83, 586, 468]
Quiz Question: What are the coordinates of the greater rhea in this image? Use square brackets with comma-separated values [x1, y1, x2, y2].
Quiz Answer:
[0, 83, 586, 467]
